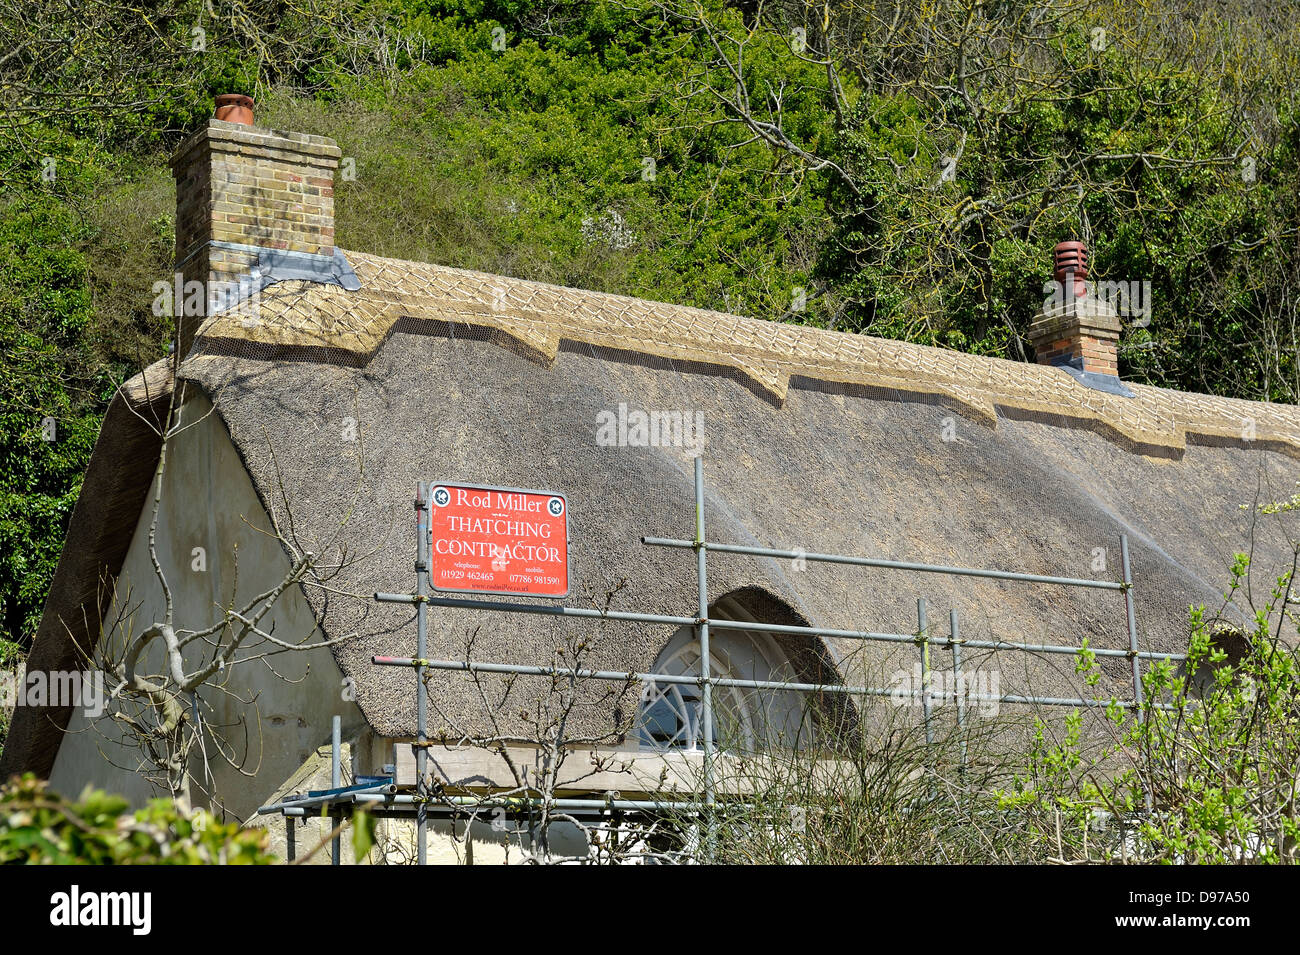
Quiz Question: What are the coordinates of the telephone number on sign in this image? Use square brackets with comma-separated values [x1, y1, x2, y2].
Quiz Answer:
[509, 574, 561, 585]
[437, 570, 495, 581]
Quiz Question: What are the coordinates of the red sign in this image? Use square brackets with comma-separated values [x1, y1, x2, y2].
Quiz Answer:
[427, 483, 569, 598]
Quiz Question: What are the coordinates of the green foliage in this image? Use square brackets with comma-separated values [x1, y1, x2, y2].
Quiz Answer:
[0, 775, 275, 864]
[290, 4, 832, 319]
[1002, 555, 1300, 863]
[0, 196, 104, 646]
[351, 807, 376, 861]
[811, 2, 1300, 397]
[1252, 481, 1300, 515]
[0, 644, 19, 753]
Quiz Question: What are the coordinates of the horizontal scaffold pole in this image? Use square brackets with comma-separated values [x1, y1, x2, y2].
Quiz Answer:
[373, 594, 1183, 662]
[642, 537, 1127, 590]
[371, 655, 1175, 710]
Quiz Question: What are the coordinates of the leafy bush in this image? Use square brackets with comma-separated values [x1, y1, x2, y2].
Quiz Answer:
[0, 775, 275, 864]
[1001, 554, 1300, 863]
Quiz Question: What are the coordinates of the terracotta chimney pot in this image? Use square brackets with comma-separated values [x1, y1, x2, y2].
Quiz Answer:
[214, 94, 255, 126]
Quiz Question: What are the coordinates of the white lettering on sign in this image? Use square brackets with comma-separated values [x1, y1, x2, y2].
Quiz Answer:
[428, 483, 569, 598]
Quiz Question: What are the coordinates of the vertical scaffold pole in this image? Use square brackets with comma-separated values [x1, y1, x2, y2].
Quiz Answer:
[331, 714, 341, 866]
[950, 609, 967, 774]
[1120, 533, 1152, 812]
[918, 598, 933, 746]
[415, 482, 430, 865]
[694, 457, 715, 855]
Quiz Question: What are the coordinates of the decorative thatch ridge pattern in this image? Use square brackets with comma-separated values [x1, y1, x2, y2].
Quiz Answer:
[195, 249, 1300, 458]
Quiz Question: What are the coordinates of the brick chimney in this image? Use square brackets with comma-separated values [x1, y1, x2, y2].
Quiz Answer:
[1028, 241, 1121, 378]
[169, 97, 341, 355]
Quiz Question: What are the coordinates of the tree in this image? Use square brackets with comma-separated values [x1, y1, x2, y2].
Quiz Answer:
[0, 0, 410, 183]
[404, 581, 697, 864]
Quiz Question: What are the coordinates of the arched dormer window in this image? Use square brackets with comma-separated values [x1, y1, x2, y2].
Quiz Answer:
[635, 593, 828, 753]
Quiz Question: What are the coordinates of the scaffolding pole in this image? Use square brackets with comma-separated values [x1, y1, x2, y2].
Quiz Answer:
[951, 609, 968, 773]
[370, 656, 1176, 710]
[642, 537, 1126, 590]
[414, 482, 430, 866]
[918, 598, 933, 746]
[1121, 533, 1154, 812]
[372, 592, 1183, 662]
[693, 457, 716, 857]
[330, 715, 341, 866]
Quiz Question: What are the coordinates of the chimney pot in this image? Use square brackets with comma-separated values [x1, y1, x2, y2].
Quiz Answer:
[214, 94, 255, 125]
[1053, 240, 1088, 298]
[1029, 240, 1122, 379]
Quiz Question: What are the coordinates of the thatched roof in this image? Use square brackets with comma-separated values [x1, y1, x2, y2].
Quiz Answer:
[7, 248, 1300, 777]
[184, 249, 1300, 738]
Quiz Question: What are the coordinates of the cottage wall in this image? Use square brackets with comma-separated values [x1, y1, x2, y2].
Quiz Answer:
[47, 390, 360, 822]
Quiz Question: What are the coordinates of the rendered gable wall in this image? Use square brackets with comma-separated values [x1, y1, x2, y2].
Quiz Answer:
[47, 390, 361, 821]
